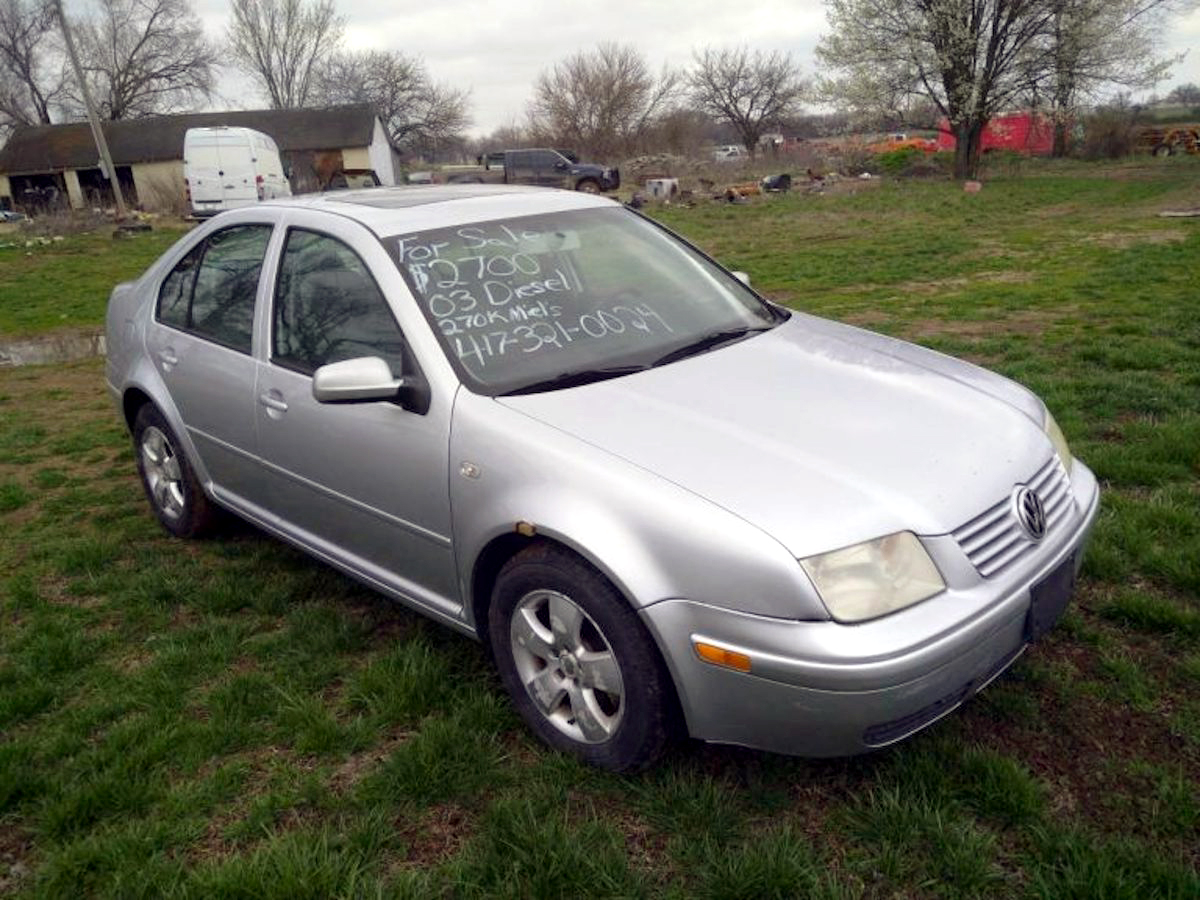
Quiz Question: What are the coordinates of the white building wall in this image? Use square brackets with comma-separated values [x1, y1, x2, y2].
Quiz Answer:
[367, 118, 396, 186]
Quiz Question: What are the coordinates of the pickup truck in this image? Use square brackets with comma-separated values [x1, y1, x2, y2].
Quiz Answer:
[448, 148, 620, 193]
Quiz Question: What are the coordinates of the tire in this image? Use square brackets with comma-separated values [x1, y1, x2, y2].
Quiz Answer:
[1152, 143, 1173, 158]
[488, 542, 675, 771]
[132, 404, 217, 538]
[575, 179, 602, 194]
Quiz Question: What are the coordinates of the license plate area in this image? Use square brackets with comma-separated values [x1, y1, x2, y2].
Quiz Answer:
[1026, 554, 1076, 641]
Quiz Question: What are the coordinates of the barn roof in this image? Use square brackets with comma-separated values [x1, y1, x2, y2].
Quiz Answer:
[0, 106, 380, 176]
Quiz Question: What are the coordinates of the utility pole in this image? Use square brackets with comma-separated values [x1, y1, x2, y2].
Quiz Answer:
[53, 0, 128, 220]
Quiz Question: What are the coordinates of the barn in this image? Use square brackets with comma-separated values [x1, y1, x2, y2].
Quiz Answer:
[0, 105, 399, 214]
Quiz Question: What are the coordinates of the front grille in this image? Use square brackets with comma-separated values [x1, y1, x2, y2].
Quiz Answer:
[952, 456, 1073, 579]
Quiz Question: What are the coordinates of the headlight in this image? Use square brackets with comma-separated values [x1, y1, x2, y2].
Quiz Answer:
[1044, 409, 1073, 475]
[799, 532, 945, 623]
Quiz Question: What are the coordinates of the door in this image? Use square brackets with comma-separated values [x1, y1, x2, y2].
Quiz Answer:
[185, 135, 224, 211]
[253, 224, 459, 616]
[532, 150, 571, 187]
[145, 222, 274, 503]
[215, 133, 258, 207]
[504, 150, 534, 184]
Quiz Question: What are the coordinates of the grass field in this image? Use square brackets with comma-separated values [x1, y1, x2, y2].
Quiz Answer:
[1, 159, 1198, 898]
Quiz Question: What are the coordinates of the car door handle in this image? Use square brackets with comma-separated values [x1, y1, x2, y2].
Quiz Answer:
[157, 349, 178, 366]
[258, 392, 288, 413]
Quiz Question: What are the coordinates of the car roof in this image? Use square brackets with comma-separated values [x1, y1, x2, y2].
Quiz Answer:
[257, 184, 617, 236]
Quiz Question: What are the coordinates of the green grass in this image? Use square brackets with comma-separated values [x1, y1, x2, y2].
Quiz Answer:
[0, 227, 188, 337]
[1, 158, 1198, 896]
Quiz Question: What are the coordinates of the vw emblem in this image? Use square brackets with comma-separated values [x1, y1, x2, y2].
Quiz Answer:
[1013, 486, 1047, 541]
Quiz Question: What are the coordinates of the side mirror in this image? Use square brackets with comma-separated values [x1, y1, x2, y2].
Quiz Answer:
[554, 160, 569, 171]
[312, 356, 403, 403]
[732, 271, 752, 287]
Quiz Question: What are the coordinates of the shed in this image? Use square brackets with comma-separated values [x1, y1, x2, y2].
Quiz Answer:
[0, 105, 398, 213]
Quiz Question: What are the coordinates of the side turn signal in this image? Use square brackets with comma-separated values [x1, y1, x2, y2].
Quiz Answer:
[693, 640, 752, 673]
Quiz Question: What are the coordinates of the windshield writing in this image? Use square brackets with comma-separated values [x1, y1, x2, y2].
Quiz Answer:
[388, 208, 778, 393]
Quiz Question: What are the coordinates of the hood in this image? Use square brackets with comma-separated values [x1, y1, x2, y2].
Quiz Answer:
[498, 315, 1053, 557]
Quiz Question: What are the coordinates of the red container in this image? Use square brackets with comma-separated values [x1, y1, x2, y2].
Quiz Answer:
[937, 112, 1054, 155]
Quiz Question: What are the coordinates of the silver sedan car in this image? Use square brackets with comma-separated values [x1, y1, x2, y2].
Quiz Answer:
[106, 185, 1099, 771]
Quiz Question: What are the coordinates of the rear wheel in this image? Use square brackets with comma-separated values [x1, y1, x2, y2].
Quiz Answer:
[1152, 143, 1173, 158]
[488, 542, 674, 771]
[133, 404, 216, 538]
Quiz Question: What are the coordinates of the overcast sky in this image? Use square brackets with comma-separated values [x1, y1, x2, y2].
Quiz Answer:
[178, 0, 1200, 136]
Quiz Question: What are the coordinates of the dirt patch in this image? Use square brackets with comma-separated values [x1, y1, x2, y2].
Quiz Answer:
[840, 311, 894, 330]
[904, 305, 1075, 340]
[328, 728, 413, 795]
[182, 744, 313, 863]
[1034, 203, 1081, 220]
[0, 823, 33, 895]
[829, 269, 1036, 303]
[392, 803, 476, 870]
[969, 241, 1036, 261]
[900, 270, 1036, 296]
[1084, 229, 1189, 250]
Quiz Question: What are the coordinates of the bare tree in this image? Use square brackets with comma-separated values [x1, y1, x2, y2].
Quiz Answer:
[227, 0, 343, 109]
[1038, 0, 1188, 156]
[0, 0, 68, 136]
[69, 0, 217, 120]
[469, 123, 529, 160]
[688, 46, 806, 158]
[312, 49, 470, 158]
[1167, 82, 1200, 105]
[527, 43, 679, 159]
[818, 0, 1057, 178]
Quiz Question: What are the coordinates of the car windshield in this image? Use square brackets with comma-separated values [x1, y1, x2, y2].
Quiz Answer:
[384, 207, 784, 394]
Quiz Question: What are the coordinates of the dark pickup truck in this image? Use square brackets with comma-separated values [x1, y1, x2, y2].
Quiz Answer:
[448, 148, 620, 193]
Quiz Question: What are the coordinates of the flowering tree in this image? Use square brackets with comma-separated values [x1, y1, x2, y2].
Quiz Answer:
[817, 0, 1195, 174]
[818, 0, 1055, 178]
[1040, 1, 1191, 156]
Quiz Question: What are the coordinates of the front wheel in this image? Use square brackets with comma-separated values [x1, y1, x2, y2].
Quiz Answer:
[575, 179, 602, 194]
[488, 542, 675, 771]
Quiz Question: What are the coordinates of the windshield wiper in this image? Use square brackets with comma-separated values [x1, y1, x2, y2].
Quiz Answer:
[501, 364, 648, 396]
[651, 325, 773, 368]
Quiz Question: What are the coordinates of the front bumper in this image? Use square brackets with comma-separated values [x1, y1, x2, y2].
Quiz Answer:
[639, 460, 1100, 757]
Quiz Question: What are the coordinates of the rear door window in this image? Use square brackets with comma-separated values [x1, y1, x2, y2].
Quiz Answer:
[179, 224, 272, 353]
[156, 244, 204, 328]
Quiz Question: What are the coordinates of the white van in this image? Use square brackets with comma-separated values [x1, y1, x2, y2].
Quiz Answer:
[183, 126, 291, 217]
